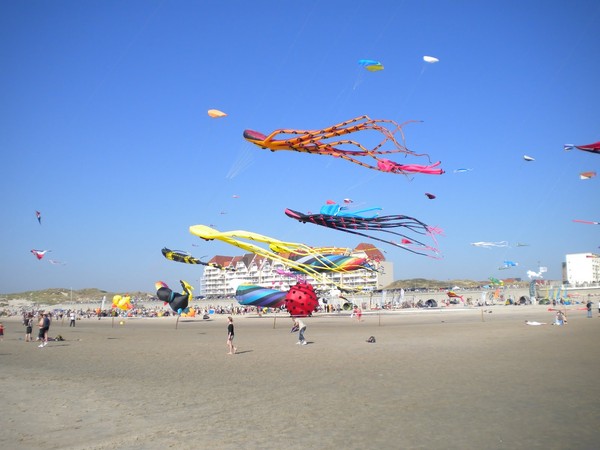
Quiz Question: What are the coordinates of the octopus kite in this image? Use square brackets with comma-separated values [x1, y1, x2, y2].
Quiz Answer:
[243, 115, 443, 176]
[189, 225, 376, 291]
[284, 207, 442, 258]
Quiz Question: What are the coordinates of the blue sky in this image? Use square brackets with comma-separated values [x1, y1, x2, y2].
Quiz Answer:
[1, 0, 599, 294]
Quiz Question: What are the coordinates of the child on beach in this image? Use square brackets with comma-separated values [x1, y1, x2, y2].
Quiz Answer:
[293, 318, 307, 345]
[586, 301, 592, 318]
[226, 316, 237, 355]
[25, 315, 33, 342]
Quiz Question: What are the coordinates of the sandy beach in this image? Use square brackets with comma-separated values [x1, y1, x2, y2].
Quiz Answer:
[1, 305, 599, 449]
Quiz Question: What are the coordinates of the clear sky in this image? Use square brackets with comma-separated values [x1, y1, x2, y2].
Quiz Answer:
[1, 0, 599, 294]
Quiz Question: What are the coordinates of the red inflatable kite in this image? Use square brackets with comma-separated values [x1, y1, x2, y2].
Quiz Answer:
[285, 283, 318, 317]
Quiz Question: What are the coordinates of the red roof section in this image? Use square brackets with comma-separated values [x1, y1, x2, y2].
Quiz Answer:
[355, 243, 385, 262]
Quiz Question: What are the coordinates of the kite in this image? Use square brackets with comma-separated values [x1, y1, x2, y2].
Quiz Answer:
[358, 59, 384, 71]
[275, 268, 307, 282]
[499, 260, 518, 270]
[243, 115, 443, 176]
[425, 193, 436, 199]
[580, 171, 596, 180]
[447, 291, 463, 302]
[189, 224, 377, 291]
[488, 277, 503, 286]
[156, 280, 193, 314]
[162, 247, 235, 271]
[31, 249, 50, 260]
[470, 241, 509, 248]
[423, 56, 439, 63]
[285, 282, 318, 317]
[284, 207, 442, 258]
[523, 155, 535, 161]
[112, 295, 133, 311]
[564, 141, 600, 154]
[48, 259, 66, 265]
[35, 211, 41, 224]
[573, 219, 599, 225]
[235, 284, 287, 308]
[527, 267, 547, 279]
[516, 242, 529, 247]
[453, 168, 472, 173]
[288, 253, 375, 273]
[208, 109, 227, 118]
[319, 202, 382, 218]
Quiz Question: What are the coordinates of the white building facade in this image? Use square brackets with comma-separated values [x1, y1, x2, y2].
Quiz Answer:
[200, 244, 394, 298]
[565, 253, 600, 285]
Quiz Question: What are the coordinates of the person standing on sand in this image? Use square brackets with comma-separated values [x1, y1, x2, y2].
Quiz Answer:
[586, 301, 592, 318]
[227, 316, 237, 355]
[0, 322, 4, 341]
[38, 313, 50, 347]
[25, 315, 33, 342]
[36, 313, 44, 341]
[69, 311, 76, 327]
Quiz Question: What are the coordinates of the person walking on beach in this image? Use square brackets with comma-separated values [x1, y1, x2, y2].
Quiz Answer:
[0, 322, 4, 341]
[586, 301, 593, 318]
[226, 316, 237, 355]
[69, 311, 76, 327]
[293, 317, 307, 345]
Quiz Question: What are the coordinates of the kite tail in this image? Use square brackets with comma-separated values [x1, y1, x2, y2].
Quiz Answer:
[377, 159, 444, 175]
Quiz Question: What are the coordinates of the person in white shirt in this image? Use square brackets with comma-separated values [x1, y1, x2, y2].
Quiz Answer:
[293, 318, 307, 345]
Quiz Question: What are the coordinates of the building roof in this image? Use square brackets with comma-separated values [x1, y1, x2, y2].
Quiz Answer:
[355, 243, 385, 262]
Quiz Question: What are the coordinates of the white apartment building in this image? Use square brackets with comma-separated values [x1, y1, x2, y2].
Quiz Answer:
[564, 253, 600, 285]
[200, 243, 394, 298]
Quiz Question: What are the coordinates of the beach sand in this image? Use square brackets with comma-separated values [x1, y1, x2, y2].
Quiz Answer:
[1, 306, 599, 449]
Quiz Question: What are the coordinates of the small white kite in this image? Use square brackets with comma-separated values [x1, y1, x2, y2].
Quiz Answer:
[471, 241, 509, 248]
